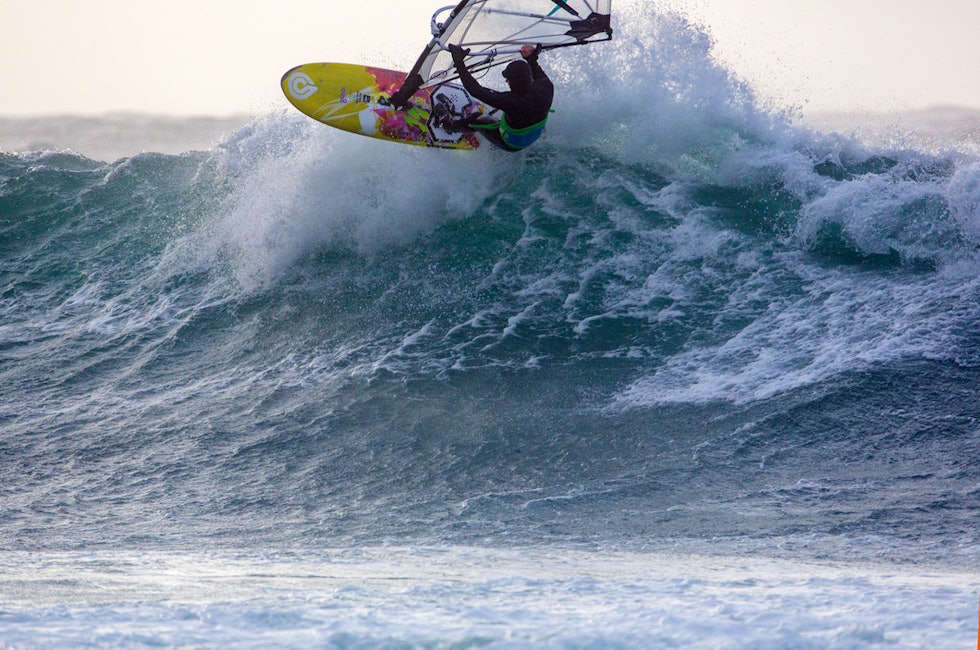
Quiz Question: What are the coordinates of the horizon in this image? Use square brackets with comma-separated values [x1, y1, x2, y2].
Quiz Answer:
[4, 103, 977, 163]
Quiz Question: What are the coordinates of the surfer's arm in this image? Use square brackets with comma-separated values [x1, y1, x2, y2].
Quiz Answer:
[521, 44, 548, 81]
[527, 59, 548, 82]
[448, 44, 507, 108]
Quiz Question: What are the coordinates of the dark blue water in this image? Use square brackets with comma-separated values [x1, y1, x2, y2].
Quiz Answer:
[3, 117, 978, 560]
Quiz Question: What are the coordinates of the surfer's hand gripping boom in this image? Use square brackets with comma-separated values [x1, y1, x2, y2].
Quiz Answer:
[447, 43, 471, 65]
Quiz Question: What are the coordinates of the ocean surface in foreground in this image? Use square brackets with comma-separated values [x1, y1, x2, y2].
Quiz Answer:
[1, 548, 974, 648]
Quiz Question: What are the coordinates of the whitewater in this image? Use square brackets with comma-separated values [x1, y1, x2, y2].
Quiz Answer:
[2, 7, 979, 649]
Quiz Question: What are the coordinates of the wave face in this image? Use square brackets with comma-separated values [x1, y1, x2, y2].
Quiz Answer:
[2, 11, 979, 566]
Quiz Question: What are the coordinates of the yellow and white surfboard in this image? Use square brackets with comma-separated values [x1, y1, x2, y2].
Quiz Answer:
[281, 63, 487, 150]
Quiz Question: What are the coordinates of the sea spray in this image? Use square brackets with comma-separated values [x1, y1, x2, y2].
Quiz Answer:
[197, 113, 507, 289]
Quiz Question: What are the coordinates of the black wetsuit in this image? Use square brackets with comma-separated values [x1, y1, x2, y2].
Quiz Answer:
[451, 47, 554, 151]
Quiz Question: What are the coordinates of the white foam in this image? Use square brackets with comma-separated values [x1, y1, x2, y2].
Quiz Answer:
[547, 6, 790, 173]
[794, 165, 969, 265]
[949, 161, 980, 245]
[614, 260, 980, 406]
[192, 113, 508, 291]
[0, 547, 974, 648]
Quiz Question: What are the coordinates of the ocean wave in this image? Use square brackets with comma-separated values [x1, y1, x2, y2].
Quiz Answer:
[1, 5, 978, 559]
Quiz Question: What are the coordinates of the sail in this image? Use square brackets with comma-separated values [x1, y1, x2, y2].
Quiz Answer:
[389, 0, 612, 107]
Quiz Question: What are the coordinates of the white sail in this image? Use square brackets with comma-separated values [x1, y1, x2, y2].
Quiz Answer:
[390, 0, 612, 106]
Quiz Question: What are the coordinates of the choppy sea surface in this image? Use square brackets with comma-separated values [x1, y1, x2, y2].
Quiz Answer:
[2, 8, 979, 649]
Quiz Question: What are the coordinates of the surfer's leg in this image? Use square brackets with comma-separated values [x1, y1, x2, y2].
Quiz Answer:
[465, 116, 519, 152]
[477, 128, 518, 151]
[439, 113, 495, 134]
[471, 124, 523, 152]
[464, 114, 498, 129]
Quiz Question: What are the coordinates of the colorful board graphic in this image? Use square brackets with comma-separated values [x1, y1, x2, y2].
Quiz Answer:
[281, 63, 487, 150]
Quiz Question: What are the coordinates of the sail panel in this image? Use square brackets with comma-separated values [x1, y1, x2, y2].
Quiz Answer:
[420, 0, 612, 89]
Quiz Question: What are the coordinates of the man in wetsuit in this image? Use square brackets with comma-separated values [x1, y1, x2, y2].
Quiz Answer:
[447, 43, 554, 151]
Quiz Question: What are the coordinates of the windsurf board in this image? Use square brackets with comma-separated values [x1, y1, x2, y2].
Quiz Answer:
[281, 63, 488, 150]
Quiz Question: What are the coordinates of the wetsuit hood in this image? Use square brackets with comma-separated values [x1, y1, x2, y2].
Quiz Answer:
[502, 60, 533, 92]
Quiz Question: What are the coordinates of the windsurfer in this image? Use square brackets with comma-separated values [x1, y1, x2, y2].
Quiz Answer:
[446, 43, 554, 151]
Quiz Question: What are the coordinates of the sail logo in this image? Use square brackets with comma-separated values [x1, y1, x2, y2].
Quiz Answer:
[287, 72, 318, 100]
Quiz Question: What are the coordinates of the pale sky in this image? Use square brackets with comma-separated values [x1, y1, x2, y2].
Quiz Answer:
[1, 0, 977, 116]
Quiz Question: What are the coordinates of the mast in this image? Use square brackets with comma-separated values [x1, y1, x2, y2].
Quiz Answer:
[388, 0, 471, 109]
